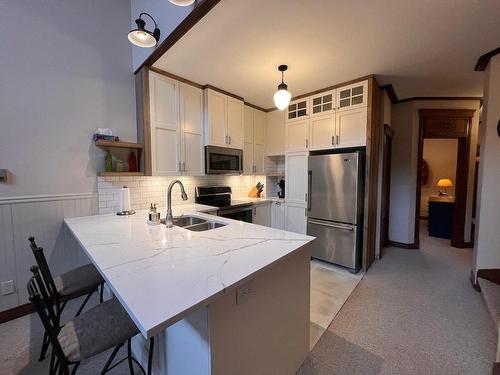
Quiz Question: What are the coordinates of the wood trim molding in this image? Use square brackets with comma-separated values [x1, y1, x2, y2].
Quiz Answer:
[386, 240, 419, 249]
[134, 0, 222, 74]
[477, 269, 500, 286]
[244, 101, 268, 113]
[0, 193, 94, 205]
[381, 84, 482, 105]
[203, 84, 244, 101]
[474, 47, 500, 71]
[149, 66, 203, 89]
[0, 302, 35, 324]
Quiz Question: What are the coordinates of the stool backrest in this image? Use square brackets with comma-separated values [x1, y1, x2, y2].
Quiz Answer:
[28, 237, 60, 307]
[27, 266, 68, 365]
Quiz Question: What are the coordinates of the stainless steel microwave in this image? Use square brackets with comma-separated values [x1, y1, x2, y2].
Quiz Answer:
[205, 146, 243, 175]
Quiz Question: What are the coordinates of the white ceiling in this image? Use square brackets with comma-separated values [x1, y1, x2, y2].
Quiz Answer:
[154, 0, 500, 108]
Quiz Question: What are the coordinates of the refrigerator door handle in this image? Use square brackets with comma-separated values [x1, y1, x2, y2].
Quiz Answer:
[307, 170, 312, 211]
[308, 219, 354, 231]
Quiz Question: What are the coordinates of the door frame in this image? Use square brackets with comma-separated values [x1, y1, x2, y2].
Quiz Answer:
[380, 124, 393, 255]
[414, 109, 475, 248]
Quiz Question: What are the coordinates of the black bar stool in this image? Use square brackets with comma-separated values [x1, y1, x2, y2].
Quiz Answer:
[29, 237, 105, 361]
[28, 266, 154, 375]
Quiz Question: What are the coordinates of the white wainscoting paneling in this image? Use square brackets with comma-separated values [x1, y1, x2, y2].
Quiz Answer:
[0, 194, 98, 311]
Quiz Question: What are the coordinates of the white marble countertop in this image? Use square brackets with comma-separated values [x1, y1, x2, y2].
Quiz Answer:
[64, 204, 314, 338]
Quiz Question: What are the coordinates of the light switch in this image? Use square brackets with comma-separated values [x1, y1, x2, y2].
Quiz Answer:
[1, 280, 15, 295]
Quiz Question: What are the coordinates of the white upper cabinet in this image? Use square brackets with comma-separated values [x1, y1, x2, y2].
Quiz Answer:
[179, 82, 204, 175]
[335, 107, 367, 148]
[205, 89, 227, 147]
[243, 105, 266, 174]
[286, 98, 309, 122]
[204, 88, 244, 149]
[227, 97, 244, 148]
[286, 118, 309, 152]
[149, 72, 204, 176]
[285, 152, 308, 205]
[149, 72, 180, 176]
[266, 110, 285, 156]
[309, 113, 335, 150]
[310, 90, 335, 117]
[335, 80, 368, 112]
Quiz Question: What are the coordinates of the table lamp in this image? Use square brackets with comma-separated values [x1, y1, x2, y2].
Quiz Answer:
[437, 178, 453, 196]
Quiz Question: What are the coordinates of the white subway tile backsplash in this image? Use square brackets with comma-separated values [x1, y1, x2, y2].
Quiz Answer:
[96, 175, 267, 214]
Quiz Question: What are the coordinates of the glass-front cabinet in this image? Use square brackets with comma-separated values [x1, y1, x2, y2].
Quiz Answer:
[287, 98, 309, 122]
[336, 81, 368, 111]
[310, 90, 335, 117]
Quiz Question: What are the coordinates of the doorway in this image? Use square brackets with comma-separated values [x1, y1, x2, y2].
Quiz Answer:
[380, 124, 393, 256]
[415, 109, 475, 248]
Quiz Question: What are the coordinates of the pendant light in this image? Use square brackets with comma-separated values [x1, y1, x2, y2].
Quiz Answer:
[169, 0, 195, 5]
[128, 13, 160, 48]
[273, 65, 292, 111]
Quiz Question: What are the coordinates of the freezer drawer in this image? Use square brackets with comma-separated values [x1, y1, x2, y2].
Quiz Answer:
[307, 219, 359, 269]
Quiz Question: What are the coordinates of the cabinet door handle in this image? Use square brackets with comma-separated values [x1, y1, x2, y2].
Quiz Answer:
[305, 139, 309, 148]
[305, 207, 307, 216]
[182, 162, 186, 172]
[229, 135, 231, 144]
[178, 162, 181, 172]
[305, 193, 308, 203]
[331, 136, 334, 145]
[336, 135, 339, 145]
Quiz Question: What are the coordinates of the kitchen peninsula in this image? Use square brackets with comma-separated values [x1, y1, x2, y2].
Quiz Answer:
[64, 205, 314, 375]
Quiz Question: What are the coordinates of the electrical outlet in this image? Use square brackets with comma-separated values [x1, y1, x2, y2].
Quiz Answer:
[1, 280, 15, 296]
[236, 280, 255, 305]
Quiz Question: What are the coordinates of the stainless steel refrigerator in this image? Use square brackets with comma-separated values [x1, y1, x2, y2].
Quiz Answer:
[307, 151, 364, 270]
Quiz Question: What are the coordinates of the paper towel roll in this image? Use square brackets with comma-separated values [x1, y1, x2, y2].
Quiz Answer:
[119, 186, 131, 212]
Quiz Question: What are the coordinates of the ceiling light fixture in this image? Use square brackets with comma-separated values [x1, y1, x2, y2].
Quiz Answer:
[128, 13, 160, 48]
[273, 65, 291, 111]
[169, 0, 195, 6]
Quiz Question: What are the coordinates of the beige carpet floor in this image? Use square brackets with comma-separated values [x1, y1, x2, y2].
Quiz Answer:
[298, 224, 496, 375]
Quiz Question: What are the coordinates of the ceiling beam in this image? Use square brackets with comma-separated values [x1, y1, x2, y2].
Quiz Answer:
[134, 0, 222, 75]
[474, 47, 500, 71]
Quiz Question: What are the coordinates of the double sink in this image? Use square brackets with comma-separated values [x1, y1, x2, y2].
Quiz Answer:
[161, 215, 226, 232]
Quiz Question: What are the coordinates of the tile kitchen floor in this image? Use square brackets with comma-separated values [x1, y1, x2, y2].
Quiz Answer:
[309, 259, 364, 349]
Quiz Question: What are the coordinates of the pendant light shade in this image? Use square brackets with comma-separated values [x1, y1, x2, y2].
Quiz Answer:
[274, 65, 291, 111]
[128, 13, 160, 48]
[169, 0, 195, 5]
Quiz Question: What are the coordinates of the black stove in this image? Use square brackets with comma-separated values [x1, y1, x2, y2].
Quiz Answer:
[195, 186, 253, 222]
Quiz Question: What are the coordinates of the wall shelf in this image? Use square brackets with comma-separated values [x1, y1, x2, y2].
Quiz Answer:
[95, 140, 143, 150]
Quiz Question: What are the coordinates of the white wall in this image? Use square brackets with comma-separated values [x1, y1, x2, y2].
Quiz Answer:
[130, 0, 194, 71]
[474, 55, 500, 271]
[389, 100, 480, 244]
[0, 0, 137, 311]
[0, 0, 137, 198]
[420, 139, 458, 217]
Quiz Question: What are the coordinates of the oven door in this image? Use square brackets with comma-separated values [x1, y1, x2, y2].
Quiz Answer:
[218, 207, 253, 223]
[205, 146, 243, 175]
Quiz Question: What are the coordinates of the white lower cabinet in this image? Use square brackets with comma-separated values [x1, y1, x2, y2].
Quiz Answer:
[271, 201, 285, 230]
[253, 203, 271, 226]
[285, 202, 307, 234]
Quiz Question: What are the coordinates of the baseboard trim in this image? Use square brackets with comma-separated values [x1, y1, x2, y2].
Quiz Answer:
[493, 362, 500, 375]
[477, 269, 500, 286]
[0, 302, 35, 324]
[387, 240, 419, 249]
[0, 192, 95, 205]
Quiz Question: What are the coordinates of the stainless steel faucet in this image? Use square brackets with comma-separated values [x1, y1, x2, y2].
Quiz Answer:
[165, 180, 188, 228]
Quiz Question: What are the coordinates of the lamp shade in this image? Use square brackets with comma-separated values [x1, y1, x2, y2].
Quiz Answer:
[437, 178, 453, 188]
[274, 87, 291, 111]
